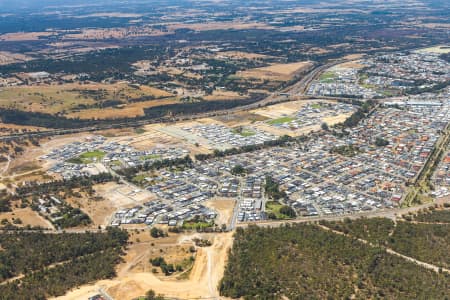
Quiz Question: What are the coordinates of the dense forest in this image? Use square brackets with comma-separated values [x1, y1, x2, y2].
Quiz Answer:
[0, 228, 128, 299]
[220, 223, 450, 299]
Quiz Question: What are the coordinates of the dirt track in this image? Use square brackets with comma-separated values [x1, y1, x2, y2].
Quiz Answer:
[52, 232, 233, 300]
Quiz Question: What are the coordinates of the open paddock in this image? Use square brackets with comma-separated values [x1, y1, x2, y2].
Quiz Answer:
[65, 97, 177, 119]
[416, 45, 450, 54]
[237, 61, 312, 81]
[0, 207, 54, 229]
[0, 82, 172, 115]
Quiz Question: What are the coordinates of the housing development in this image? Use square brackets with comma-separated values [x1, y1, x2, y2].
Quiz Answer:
[19, 48, 446, 231]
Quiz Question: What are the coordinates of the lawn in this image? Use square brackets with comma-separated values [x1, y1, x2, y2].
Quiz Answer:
[267, 116, 295, 125]
[265, 201, 292, 219]
[132, 174, 147, 185]
[232, 128, 256, 137]
[67, 150, 106, 164]
[311, 103, 324, 109]
[182, 221, 214, 230]
[319, 71, 336, 83]
[135, 127, 146, 134]
[140, 154, 161, 161]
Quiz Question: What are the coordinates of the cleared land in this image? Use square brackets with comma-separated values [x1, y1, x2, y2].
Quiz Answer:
[0, 83, 172, 115]
[0, 52, 33, 65]
[0, 31, 56, 41]
[237, 61, 312, 81]
[204, 198, 236, 227]
[52, 232, 233, 300]
[0, 207, 53, 229]
[416, 45, 450, 54]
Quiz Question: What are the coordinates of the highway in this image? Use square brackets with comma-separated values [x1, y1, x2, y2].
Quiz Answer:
[0, 58, 355, 142]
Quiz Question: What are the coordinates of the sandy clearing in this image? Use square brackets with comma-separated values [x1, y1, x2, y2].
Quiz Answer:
[95, 182, 156, 209]
[204, 198, 236, 227]
[337, 60, 365, 69]
[238, 61, 312, 81]
[250, 99, 310, 119]
[52, 232, 234, 300]
[322, 113, 353, 125]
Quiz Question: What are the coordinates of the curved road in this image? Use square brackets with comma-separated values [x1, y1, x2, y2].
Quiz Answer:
[0, 59, 352, 142]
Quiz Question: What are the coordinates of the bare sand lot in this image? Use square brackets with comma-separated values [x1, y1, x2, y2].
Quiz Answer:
[204, 198, 236, 227]
[122, 126, 180, 150]
[95, 182, 156, 208]
[337, 60, 365, 69]
[237, 61, 313, 81]
[249, 99, 353, 137]
[250, 99, 309, 119]
[52, 232, 234, 300]
[154, 119, 225, 150]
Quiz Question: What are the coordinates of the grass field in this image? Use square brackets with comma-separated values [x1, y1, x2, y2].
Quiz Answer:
[0, 82, 172, 115]
[265, 201, 292, 219]
[67, 150, 106, 164]
[319, 71, 336, 83]
[311, 103, 324, 109]
[140, 154, 161, 161]
[267, 116, 295, 125]
[232, 128, 256, 137]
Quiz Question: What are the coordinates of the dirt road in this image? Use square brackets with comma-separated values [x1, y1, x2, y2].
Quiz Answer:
[52, 232, 233, 300]
[318, 224, 450, 275]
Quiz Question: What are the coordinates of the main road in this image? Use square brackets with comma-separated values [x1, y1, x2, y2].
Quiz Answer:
[0, 58, 353, 142]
